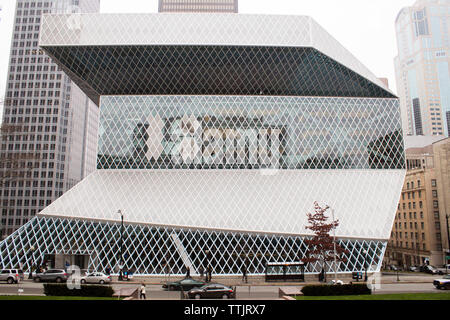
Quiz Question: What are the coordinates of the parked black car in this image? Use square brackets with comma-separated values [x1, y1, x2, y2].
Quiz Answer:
[162, 277, 206, 291]
[33, 269, 69, 283]
[187, 283, 236, 299]
[420, 265, 444, 275]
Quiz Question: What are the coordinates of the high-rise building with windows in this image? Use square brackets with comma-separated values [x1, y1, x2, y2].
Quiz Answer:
[158, 0, 238, 13]
[385, 136, 450, 267]
[0, 0, 100, 239]
[394, 0, 450, 137]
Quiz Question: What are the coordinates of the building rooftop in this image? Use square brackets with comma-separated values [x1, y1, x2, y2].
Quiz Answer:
[39, 13, 394, 104]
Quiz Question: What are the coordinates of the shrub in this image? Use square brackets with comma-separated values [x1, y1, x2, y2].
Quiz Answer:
[301, 283, 371, 296]
[43, 284, 114, 297]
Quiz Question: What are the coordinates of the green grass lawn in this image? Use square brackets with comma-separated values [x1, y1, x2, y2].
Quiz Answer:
[0, 296, 120, 300]
[295, 292, 450, 300]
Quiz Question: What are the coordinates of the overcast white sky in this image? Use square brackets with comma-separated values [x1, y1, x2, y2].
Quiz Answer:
[0, 0, 416, 106]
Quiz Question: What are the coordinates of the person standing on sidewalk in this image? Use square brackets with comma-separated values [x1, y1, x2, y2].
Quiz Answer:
[207, 266, 212, 282]
[140, 283, 146, 300]
[242, 265, 248, 283]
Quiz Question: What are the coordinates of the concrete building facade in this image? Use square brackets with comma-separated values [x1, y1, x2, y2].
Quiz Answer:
[386, 137, 450, 267]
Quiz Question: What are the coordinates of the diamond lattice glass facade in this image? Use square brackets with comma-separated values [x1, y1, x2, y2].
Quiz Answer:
[0, 13, 406, 276]
[97, 96, 403, 171]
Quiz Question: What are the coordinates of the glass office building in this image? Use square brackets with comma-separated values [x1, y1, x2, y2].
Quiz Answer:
[0, 13, 406, 276]
[394, 0, 450, 137]
[158, 0, 238, 13]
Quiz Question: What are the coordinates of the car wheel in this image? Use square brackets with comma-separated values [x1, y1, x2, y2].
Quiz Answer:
[55, 277, 62, 283]
[195, 294, 201, 300]
[99, 280, 105, 284]
[81, 279, 86, 284]
[222, 294, 229, 299]
[34, 277, 40, 282]
[7, 277, 14, 284]
[168, 285, 173, 291]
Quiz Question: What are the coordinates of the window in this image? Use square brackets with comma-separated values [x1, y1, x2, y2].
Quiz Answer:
[431, 179, 437, 187]
[413, 8, 429, 37]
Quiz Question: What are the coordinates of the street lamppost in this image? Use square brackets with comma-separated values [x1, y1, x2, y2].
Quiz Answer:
[118, 209, 124, 281]
[28, 246, 35, 279]
[362, 249, 368, 282]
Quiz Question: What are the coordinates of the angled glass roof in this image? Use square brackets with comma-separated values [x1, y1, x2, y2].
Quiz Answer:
[42, 45, 395, 105]
[39, 13, 396, 105]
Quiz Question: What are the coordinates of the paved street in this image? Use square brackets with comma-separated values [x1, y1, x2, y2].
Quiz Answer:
[0, 272, 446, 300]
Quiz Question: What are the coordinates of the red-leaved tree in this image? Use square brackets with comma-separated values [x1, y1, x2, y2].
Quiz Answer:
[302, 201, 347, 282]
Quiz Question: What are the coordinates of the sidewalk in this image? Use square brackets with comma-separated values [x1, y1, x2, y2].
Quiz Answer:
[110, 273, 440, 286]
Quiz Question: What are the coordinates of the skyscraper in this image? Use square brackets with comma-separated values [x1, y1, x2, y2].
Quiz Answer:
[394, 0, 450, 137]
[0, 0, 100, 239]
[158, 0, 238, 13]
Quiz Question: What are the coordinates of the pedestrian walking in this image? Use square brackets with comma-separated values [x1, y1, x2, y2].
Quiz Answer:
[186, 266, 190, 278]
[242, 265, 247, 283]
[140, 283, 146, 300]
[199, 266, 204, 280]
[319, 268, 325, 282]
[207, 266, 212, 282]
